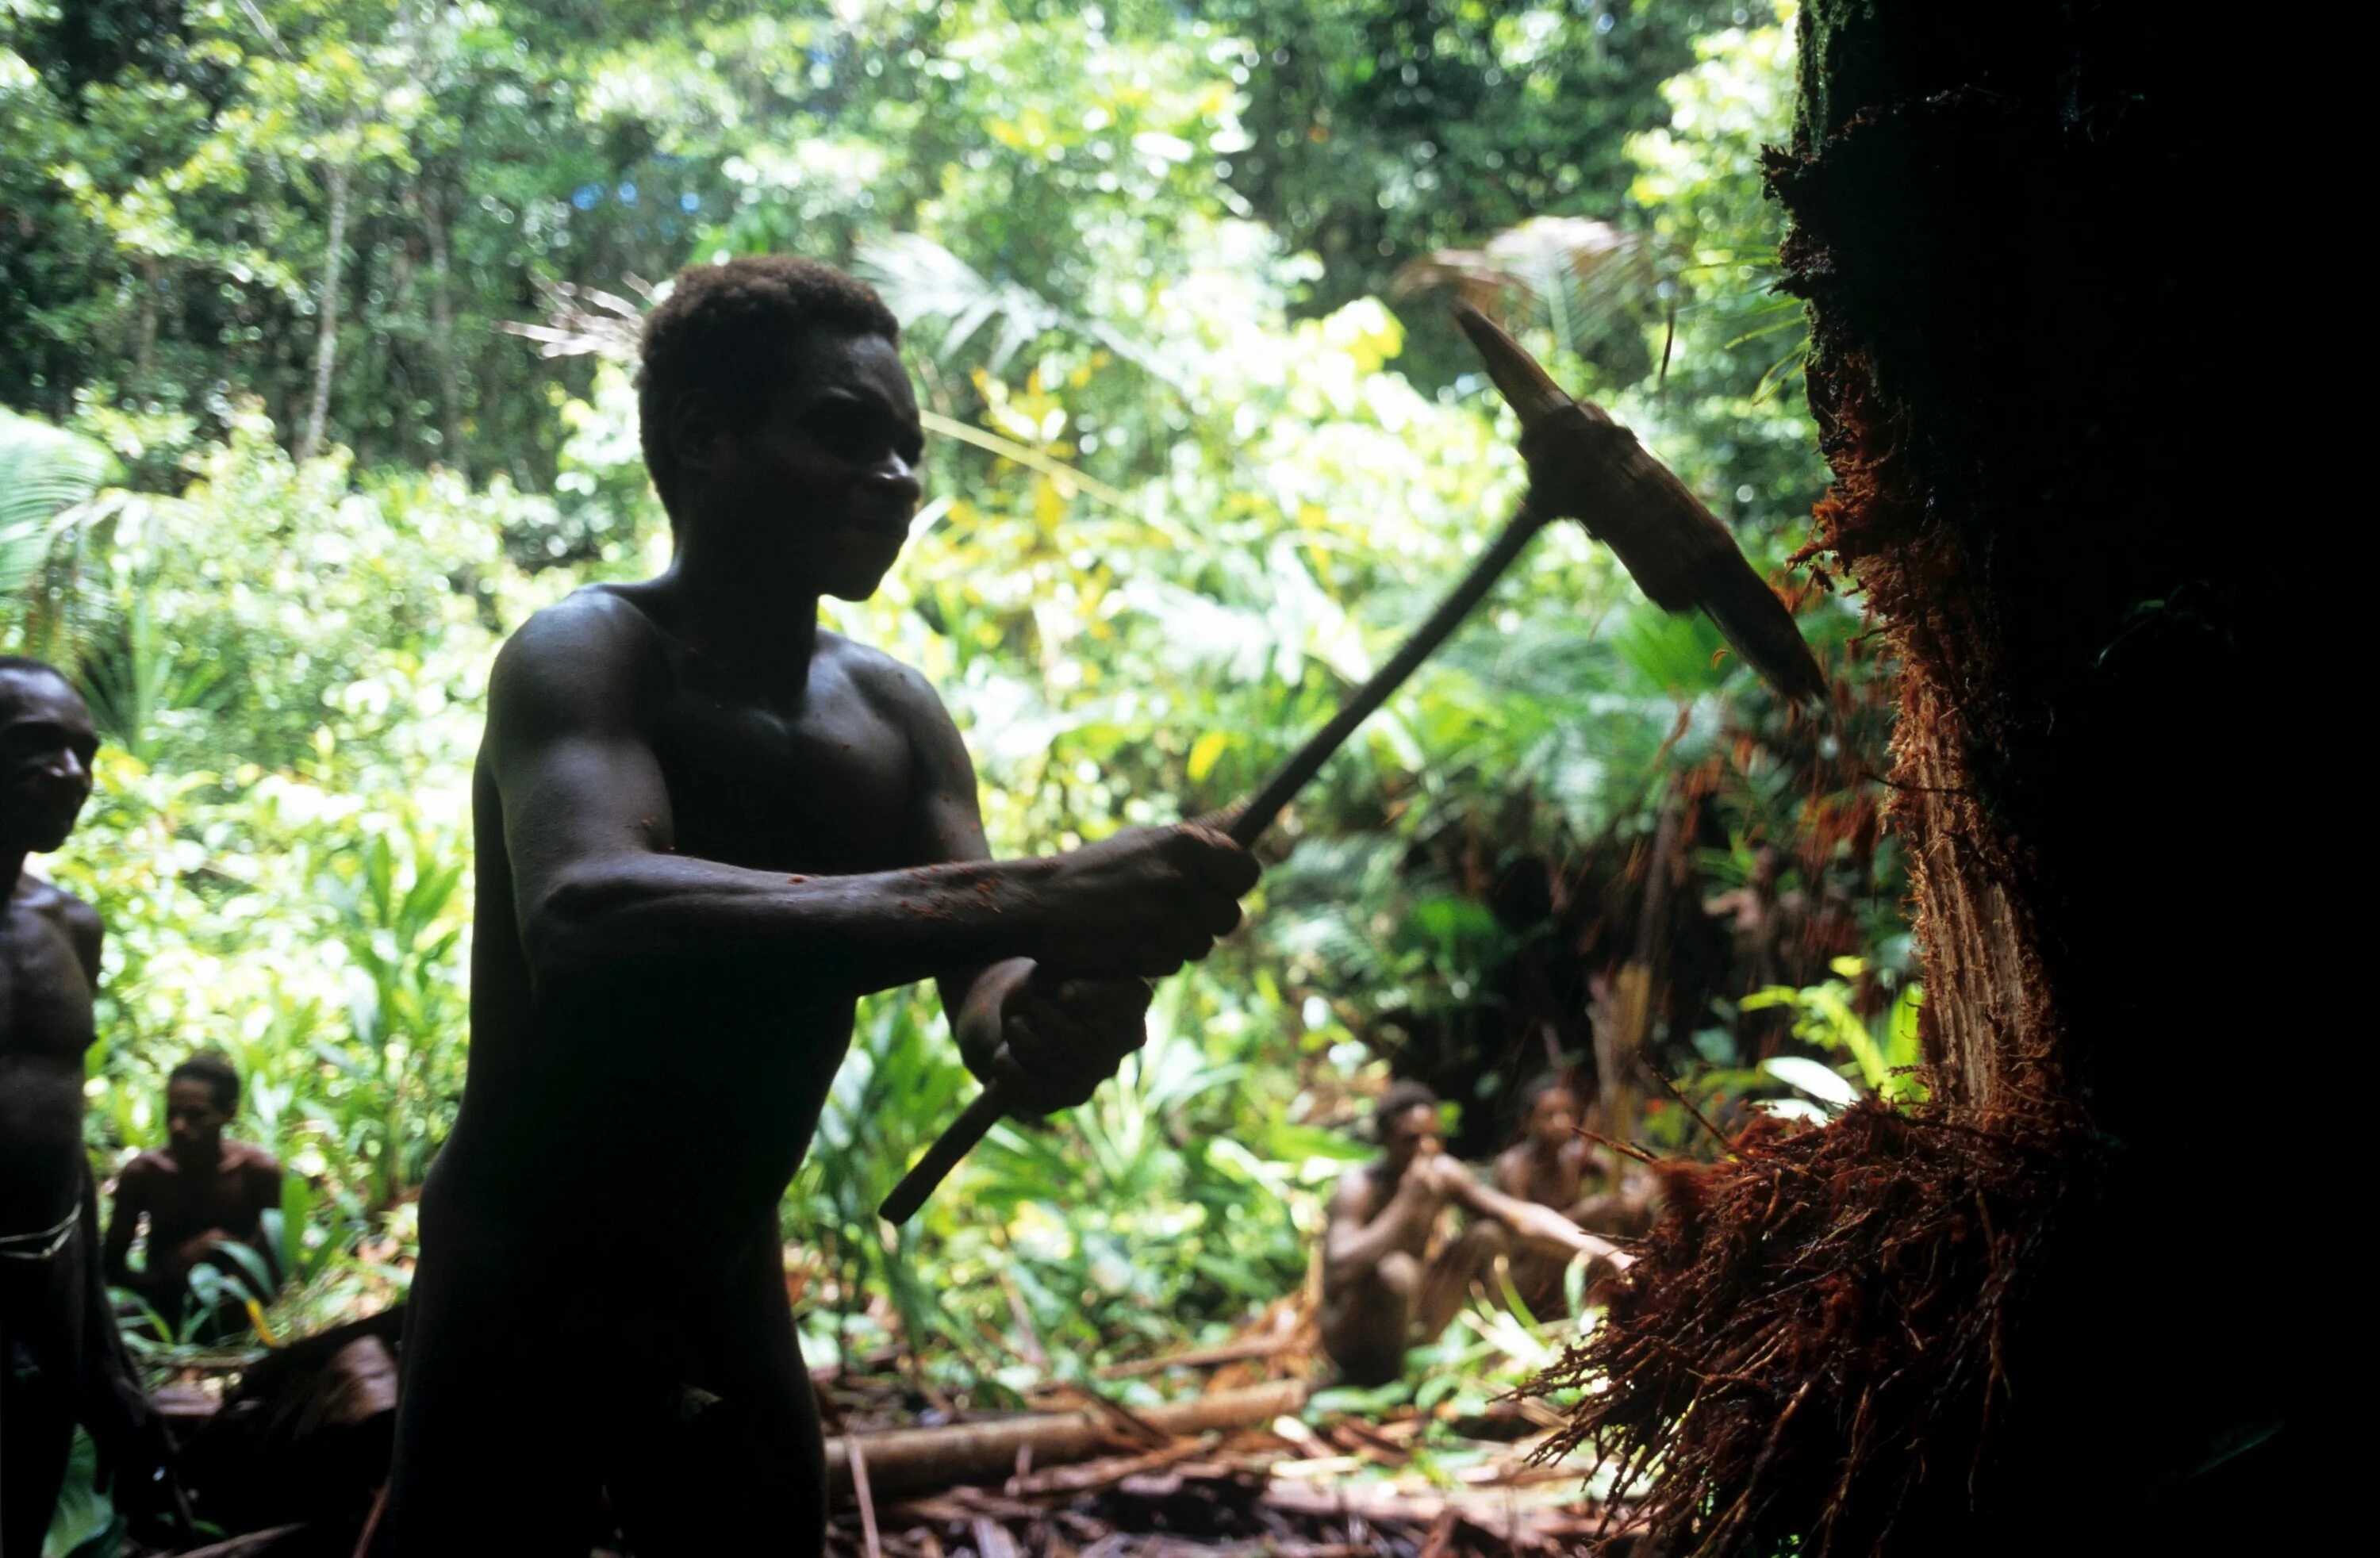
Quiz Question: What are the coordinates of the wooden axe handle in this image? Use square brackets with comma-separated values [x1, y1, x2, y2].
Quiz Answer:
[880, 503, 1555, 1223]
[884, 305, 1823, 1223]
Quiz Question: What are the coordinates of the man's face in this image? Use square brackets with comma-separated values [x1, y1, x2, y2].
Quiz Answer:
[0, 670, 98, 854]
[1528, 1086, 1580, 1149]
[166, 1077, 229, 1157]
[701, 326, 925, 601]
[1380, 1103, 1444, 1175]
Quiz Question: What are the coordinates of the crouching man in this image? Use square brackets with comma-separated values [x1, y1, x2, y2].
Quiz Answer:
[1319, 1080, 1627, 1387]
[378, 259, 1261, 1555]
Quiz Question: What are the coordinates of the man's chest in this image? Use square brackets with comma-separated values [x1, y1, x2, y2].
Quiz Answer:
[0, 907, 94, 1057]
[647, 681, 918, 875]
[152, 1162, 263, 1234]
[1524, 1153, 1586, 1207]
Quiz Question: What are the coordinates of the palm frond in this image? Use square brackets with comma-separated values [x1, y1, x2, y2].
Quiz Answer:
[856, 233, 1180, 386]
[0, 409, 113, 606]
[1393, 217, 1660, 367]
[497, 276, 656, 363]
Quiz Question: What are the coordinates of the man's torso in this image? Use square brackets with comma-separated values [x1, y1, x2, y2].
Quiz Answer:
[0, 879, 98, 1238]
[1495, 1141, 1587, 1210]
[1347, 1165, 1447, 1268]
[451, 585, 936, 1248]
[126, 1142, 276, 1257]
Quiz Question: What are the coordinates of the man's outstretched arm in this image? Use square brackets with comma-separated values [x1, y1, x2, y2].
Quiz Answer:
[874, 658, 1157, 1114]
[1441, 1164, 1631, 1264]
[493, 594, 1255, 1003]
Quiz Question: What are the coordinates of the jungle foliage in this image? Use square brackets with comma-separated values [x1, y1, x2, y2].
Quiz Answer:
[0, 0, 1894, 1380]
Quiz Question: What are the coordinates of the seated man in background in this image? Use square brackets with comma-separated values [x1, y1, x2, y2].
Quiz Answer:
[1495, 1073, 1652, 1238]
[1319, 1080, 1626, 1387]
[104, 1051, 284, 1331]
[1493, 1074, 1650, 1314]
[1493, 1074, 1592, 1211]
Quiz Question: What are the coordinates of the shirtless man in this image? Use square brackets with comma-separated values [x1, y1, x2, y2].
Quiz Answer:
[378, 258, 1260, 1555]
[1496, 1076, 1652, 1239]
[104, 1051, 285, 1326]
[0, 658, 165, 1553]
[1491, 1075, 1651, 1311]
[1319, 1080, 1622, 1387]
[1493, 1075, 1591, 1211]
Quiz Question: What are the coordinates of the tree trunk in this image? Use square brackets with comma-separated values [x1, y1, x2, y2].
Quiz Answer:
[1539, 6, 2328, 1552]
[298, 152, 353, 462]
[133, 254, 161, 386]
[417, 176, 465, 474]
[1779, 0, 2318, 1541]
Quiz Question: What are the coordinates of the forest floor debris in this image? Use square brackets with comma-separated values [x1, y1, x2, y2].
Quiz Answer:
[121, 1284, 1634, 1556]
[823, 1425, 1638, 1558]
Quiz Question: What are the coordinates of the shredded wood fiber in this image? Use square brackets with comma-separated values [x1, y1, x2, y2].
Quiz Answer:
[1527, 1103, 2082, 1557]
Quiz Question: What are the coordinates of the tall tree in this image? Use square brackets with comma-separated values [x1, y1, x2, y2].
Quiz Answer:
[1541, 3, 2328, 1552]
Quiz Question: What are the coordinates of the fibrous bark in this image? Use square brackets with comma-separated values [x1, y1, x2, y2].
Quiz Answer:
[1535, 5, 2324, 1552]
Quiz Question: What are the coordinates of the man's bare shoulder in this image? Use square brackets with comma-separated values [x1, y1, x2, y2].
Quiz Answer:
[823, 631, 960, 739]
[118, 1147, 175, 1184]
[823, 631, 936, 708]
[501, 585, 668, 670]
[1331, 1165, 1385, 1218]
[12, 873, 99, 950]
[488, 586, 670, 731]
[228, 1139, 282, 1176]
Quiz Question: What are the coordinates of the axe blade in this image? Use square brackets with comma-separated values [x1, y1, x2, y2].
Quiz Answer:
[1453, 301, 1827, 706]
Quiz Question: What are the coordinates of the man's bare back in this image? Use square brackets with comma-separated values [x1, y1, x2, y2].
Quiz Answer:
[381, 258, 1258, 1556]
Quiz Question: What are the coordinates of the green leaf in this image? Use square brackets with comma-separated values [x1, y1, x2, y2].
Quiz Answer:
[1186, 729, 1228, 783]
[43, 1429, 124, 1558]
[1761, 1054, 1860, 1108]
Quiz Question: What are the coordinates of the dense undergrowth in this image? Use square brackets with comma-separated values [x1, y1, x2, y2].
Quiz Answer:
[0, 1, 1906, 1391]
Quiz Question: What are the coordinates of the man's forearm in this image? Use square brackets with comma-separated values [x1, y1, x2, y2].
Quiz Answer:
[1453, 1176, 1613, 1256]
[529, 853, 1056, 997]
[1328, 1187, 1439, 1280]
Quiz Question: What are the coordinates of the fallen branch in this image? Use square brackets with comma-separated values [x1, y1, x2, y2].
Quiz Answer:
[173, 1526, 311, 1558]
[1094, 1334, 1296, 1380]
[1007, 1437, 1214, 1498]
[825, 1380, 1307, 1500]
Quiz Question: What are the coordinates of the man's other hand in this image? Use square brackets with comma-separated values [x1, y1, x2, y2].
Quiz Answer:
[961, 960, 1154, 1115]
[1037, 823, 1260, 977]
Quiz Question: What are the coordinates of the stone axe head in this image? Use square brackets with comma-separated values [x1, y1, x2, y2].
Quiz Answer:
[1453, 301, 1828, 706]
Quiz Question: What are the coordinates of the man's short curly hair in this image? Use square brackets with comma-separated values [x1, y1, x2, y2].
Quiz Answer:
[169, 1051, 240, 1112]
[637, 255, 900, 524]
[1518, 1072, 1580, 1112]
[1375, 1079, 1441, 1132]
